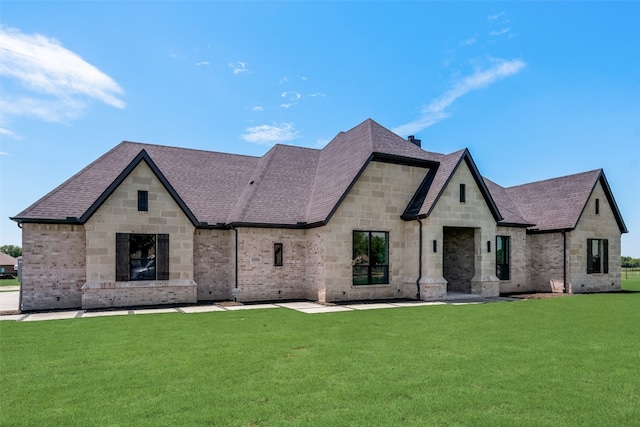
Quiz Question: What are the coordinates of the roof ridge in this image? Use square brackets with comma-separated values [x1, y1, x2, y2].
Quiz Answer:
[507, 168, 602, 190]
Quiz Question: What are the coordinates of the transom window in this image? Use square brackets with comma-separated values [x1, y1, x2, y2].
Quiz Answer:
[587, 238, 608, 274]
[496, 236, 510, 280]
[352, 231, 389, 285]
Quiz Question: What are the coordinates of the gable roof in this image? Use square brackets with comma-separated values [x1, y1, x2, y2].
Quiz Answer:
[0, 252, 17, 265]
[403, 149, 503, 222]
[504, 169, 627, 233]
[10, 118, 626, 234]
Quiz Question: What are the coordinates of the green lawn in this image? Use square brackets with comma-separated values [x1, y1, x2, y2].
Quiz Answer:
[622, 268, 640, 291]
[1, 294, 639, 426]
[0, 277, 19, 287]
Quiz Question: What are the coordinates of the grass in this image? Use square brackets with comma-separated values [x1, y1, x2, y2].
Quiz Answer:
[0, 277, 19, 287]
[1, 294, 639, 426]
[622, 268, 640, 291]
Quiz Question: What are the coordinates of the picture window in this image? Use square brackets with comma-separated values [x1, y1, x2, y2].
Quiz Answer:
[352, 231, 389, 285]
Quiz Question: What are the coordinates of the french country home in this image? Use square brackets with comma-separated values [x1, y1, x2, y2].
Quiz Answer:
[11, 119, 627, 311]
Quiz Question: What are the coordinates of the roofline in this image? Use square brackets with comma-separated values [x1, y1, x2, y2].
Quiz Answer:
[320, 152, 437, 225]
[526, 227, 574, 235]
[81, 149, 200, 226]
[421, 149, 503, 222]
[498, 221, 536, 228]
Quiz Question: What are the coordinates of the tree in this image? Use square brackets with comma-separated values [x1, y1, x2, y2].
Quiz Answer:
[622, 256, 640, 268]
[0, 245, 22, 258]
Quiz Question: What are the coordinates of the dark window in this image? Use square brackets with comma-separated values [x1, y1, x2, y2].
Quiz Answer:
[138, 190, 148, 211]
[595, 198, 600, 215]
[587, 238, 609, 274]
[352, 231, 389, 285]
[460, 184, 466, 203]
[274, 243, 283, 266]
[116, 233, 169, 281]
[496, 236, 510, 280]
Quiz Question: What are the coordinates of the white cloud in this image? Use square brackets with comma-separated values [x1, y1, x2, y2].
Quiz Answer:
[195, 61, 210, 66]
[490, 28, 511, 36]
[0, 151, 8, 156]
[0, 26, 125, 124]
[488, 12, 506, 21]
[280, 91, 301, 108]
[252, 106, 264, 112]
[229, 61, 249, 74]
[460, 35, 477, 46]
[0, 127, 19, 140]
[242, 123, 298, 146]
[393, 58, 526, 136]
[279, 76, 289, 85]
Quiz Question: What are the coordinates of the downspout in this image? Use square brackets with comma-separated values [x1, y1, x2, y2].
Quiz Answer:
[562, 230, 567, 293]
[416, 218, 423, 300]
[233, 226, 239, 302]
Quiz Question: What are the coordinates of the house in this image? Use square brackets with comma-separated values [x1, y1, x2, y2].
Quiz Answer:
[11, 119, 627, 311]
[0, 252, 17, 275]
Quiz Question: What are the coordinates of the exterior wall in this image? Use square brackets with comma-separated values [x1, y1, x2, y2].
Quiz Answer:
[496, 226, 528, 293]
[82, 161, 196, 308]
[568, 181, 622, 292]
[306, 228, 327, 302]
[321, 161, 428, 302]
[20, 223, 86, 311]
[194, 229, 234, 301]
[526, 232, 565, 292]
[235, 228, 309, 301]
[421, 161, 500, 299]
[82, 280, 196, 309]
[443, 227, 475, 292]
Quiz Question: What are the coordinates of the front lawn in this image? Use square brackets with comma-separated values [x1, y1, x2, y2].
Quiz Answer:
[1, 294, 639, 426]
[0, 277, 19, 287]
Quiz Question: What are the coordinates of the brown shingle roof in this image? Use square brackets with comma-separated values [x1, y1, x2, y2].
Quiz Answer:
[503, 169, 625, 232]
[11, 118, 626, 234]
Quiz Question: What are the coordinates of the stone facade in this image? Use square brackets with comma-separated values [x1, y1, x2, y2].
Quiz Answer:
[496, 226, 528, 293]
[568, 181, 622, 292]
[419, 160, 500, 299]
[318, 161, 428, 302]
[16, 149, 624, 311]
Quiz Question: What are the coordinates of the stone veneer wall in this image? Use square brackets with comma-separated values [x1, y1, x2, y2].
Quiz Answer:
[21, 223, 86, 311]
[420, 160, 500, 299]
[82, 161, 197, 308]
[320, 161, 428, 302]
[235, 228, 308, 301]
[568, 180, 622, 292]
[193, 229, 234, 301]
[496, 226, 528, 293]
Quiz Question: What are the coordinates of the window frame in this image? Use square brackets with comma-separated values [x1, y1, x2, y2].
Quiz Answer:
[138, 190, 149, 212]
[587, 238, 609, 274]
[116, 233, 169, 281]
[496, 235, 510, 281]
[352, 231, 390, 286]
[274, 243, 283, 267]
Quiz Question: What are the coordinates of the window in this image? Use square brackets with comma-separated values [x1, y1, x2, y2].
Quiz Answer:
[274, 243, 283, 266]
[587, 238, 608, 274]
[116, 233, 169, 281]
[459, 184, 466, 203]
[595, 198, 600, 215]
[138, 190, 148, 211]
[352, 231, 389, 285]
[496, 236, 510, 280]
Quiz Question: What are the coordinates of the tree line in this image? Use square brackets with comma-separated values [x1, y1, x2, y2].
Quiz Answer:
[622, 256, 640, 269]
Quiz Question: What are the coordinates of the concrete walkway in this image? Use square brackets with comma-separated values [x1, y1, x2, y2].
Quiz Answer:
[0, 290, 517, 322]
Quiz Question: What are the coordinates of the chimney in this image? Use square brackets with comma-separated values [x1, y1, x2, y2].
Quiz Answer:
[408, 135, 421, 148]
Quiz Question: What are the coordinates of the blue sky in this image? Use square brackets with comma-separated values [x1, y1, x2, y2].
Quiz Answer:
[1, 1, 638, 256]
